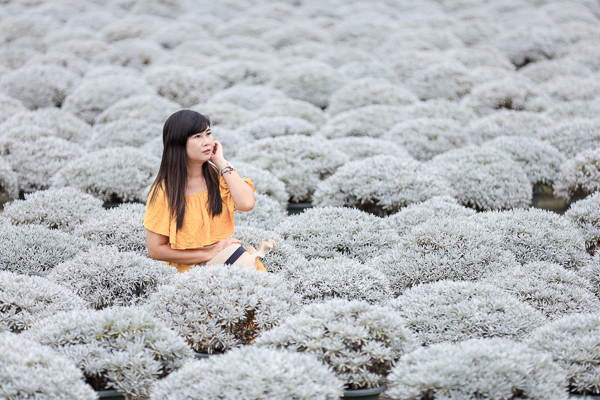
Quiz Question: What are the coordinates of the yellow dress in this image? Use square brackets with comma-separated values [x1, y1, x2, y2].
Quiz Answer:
[144, 171, 260, 273]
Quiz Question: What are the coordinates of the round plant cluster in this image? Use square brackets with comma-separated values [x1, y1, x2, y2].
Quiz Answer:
[313, 155, 454, 216]
[257, 299, 418, 390]
[565, 192, 600, 255]
[25, 306, 193, 398]
[146, 265, 299, 354]
[554, 147, 600, 202]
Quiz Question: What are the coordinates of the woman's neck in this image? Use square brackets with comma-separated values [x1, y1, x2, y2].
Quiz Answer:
[187, 159, 205, 180]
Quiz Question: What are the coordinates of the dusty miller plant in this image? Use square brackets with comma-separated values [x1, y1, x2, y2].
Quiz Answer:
[235, 193, 287, 231]
[73, 203, 148, 255]
[369, 216, 518, 295]
[319, 105, 406, 139]
[256, 98, 327, 127]
[2, 187, 103, 232]
[52, 146, 160, 203]
[470, 208, 589, 270]
[481, 135, 566, 191]
[579, 252, 600, 298]
[384, 118, 471, 161]
[150, 347, 345, 400]
[257, 299, 418, 390]
[94, 94, 181, 125]
[89, 119, 162, 151]
[483, 261, 600, 320]
[465, 110, 554, 144]
[236, 116, 316, 140]
[389, 280, 547, 345]
[0, 224, 89, 276]
[0, 157, 18, 199]
[233, 225, 307, 274]
[387, 338, 568, 400]
[539, 118, 600, 158]
[329, 137, 413, 162]
[0, 270, 87, 333]
[565, 192, 600, 255]
[237, 135, 348, 202]
[275, 206, 401, 262]
[146, 265, 299, 354]
[285, 256, 392, 305]
[208, 84, 289, 110]
[424, 145, 532, 211]
[231, 160, 288, 204]
[48, 245, 176, 309]
[0, 332, 98, 400]
[386, 195, 476, 236]
[554, 147, 600, 202]
[525, 313, 600, 395]
[313, 155, 454, 216]
[25, 306, 193, 399]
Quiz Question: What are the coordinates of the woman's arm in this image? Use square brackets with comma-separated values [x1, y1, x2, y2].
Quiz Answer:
[211, 141, 255, 212]
[146, 229, 240, 264]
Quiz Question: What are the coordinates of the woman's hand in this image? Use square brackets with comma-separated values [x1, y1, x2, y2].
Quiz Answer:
[210, 140, 225, 165]
[211, 237, 241, 257]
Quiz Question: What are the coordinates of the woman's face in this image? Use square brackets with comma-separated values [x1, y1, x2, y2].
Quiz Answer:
[185, 127, 214, 164]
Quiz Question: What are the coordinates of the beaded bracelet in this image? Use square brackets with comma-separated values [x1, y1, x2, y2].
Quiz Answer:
[221, 167, 235, 176]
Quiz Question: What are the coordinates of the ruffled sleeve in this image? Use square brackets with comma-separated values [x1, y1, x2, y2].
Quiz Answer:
[219, 170, 255, 211]
[144, 183, 171, 237]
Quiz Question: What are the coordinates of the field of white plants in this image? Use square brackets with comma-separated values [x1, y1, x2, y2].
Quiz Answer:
[1, 0, 600, 399]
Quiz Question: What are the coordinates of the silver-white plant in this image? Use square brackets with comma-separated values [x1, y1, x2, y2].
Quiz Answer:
[390, 280, 547, 345]
[326, 77, 418, 115]
[236, 116, 316, 140]
[465, 110, 555, 144]
[48, 245, 176, 310]
[313, 155, 454, 216]
[235, 193, 287, 231]
[520, 58, 593, 84]
[0, 64, 80, 109]
[329, 137, 413, 162]
[203, 60, 275, 88]
[52, 147, 160, 203]
[233, 225, 306, 274]
[554, 147, 600, 202]
[143, 65, 225, 108]
[74, 203, 148, 255]
[484, 261, 600, 320]
[470, 208, 589, 270]
[565, 192, 600, 254]
[0, 224, 88, 276]
[0, 270, 87, 333]
[424, 145, 532, 210]
[191, 102, 252, 129]
[384, 118, 471, 161]
[525, 313, 600, 395]
[285, 256, 392, 305]
[275, 206, 400, 262]
[2, 187, 103, 232]
[208, 84, 289, 110]
[1, 136, 85, 193]
[461, 76, 552, 116]
[257, 299, 418, 390]
[0, 93, 26, 124]
[481, 136, 566, 189]
[407, 61, 475, 101]
[0, 108, 93, 145]
[25, 306, 193, 398]
[385, 195, 476, 237]
[539, 118, 600, 157]
[92, 38, 166, 71]
[541, 76, 600, 103]
[89, 119, 162, 151]
[0, 332, 98, 400]
[273, 60, 347, 109]
[397, 99, 477, 125]
[0, 157, 18, 199]
[370, 216, 518, 295]
[62, 74, 155, 124]
[319, 105, 406, 139]
[146, 265, 299, 354]
[94, 94, 181, 125]
[546, 99, 600, 121]
[237, 135, 348, 202]
[579, 253, 600, 297]
[149, 347, 344, 400]
[231, 161, 288, 204]
[387, 337, 568, 400]
[495, 24, 569, 68]
[256, 98, 327, 127]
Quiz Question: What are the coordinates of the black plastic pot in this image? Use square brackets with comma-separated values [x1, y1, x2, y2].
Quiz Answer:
[96, 389, 125, 400]
[341, 383, 387, 400]
[570, 394, 600, 399]
[287, 202, 313, 215]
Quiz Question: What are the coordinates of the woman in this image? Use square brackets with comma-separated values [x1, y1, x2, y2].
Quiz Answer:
[144, 109, 264, 273]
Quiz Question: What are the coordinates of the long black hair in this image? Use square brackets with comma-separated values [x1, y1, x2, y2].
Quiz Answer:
[149, 110, 222, 231]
